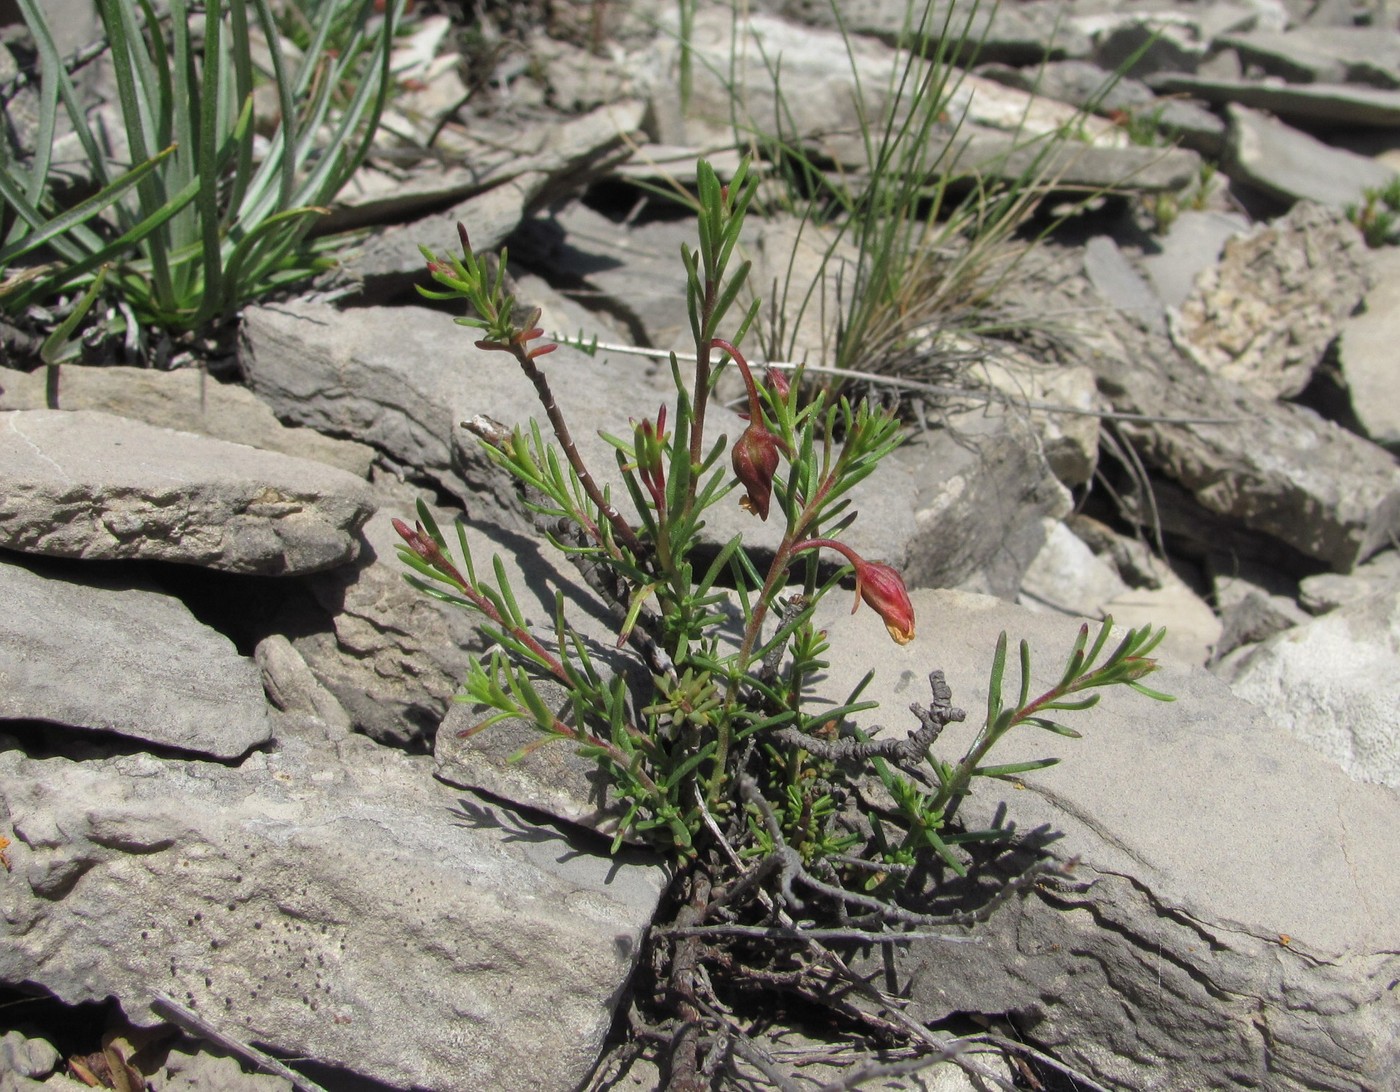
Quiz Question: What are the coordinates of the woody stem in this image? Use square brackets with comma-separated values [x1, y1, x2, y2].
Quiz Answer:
[511, 344, 646, 557]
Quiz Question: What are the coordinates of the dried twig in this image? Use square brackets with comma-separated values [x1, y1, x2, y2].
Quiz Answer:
[770, 671, 965, 765]
[150, 993, 329, 1092]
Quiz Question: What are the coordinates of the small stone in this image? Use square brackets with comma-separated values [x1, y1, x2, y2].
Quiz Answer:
[1299, 550, 1400, 614]
[1019, 519, 1130, 618]
[0, 1031, 60, 1079]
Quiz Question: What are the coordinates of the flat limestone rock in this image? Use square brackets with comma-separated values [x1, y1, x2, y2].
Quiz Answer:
[1222, 103, 1400, 209]
[811, 588, 1400, 1092]
[238, 298, 674, 534]
[1171, 202, 1370, 400]
[800, 0, 1092, 65]
[1154, 73, 1400, 128]
[899, 407, 1072, 598]
[0, 364, 374, 478]
[325, 100, 645, 234]
[1299, 549, 1400, 614]
[0, 410, 374, 575]
[1139, 209, 1251, 311]
[1019, 237, 1400, 572]
[1337, 245, 1400, 446]
[341, 101, 646, 294]
[1111, 361, 1400, 571]
[1217, 26, 1400, 88]
[945, 128, 1202, 194]
[673, 10, 1109, 152]
[0, 556, 271, 758]
[1215, 586, 1400, 789]
[0, 720, 666, 1092]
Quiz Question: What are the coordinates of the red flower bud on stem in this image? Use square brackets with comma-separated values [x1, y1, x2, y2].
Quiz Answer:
[713, 337, 788, 521]
[632, 405, 669, 512]
[732, 422, 782, 520]
[791, 538, 916, 645]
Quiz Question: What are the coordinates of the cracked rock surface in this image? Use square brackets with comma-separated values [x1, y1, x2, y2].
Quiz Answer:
[0, 411, 374, 576]
[812, 588, 1400, 1092]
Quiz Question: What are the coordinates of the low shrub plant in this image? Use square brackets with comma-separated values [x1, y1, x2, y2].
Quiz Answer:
[396, 158, 1172, 1084]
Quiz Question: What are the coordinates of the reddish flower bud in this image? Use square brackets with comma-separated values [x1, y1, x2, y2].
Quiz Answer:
[732, 422, 782, 520]
[766, 366, 791, 399]
[852, 558, 916, 645]
[391, 517, 422, 551]
[632, 406, 669, 511]
[791, 538, 916, 645]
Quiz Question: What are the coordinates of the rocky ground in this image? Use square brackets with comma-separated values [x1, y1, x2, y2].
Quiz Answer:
[2, 1, 1399, 1090]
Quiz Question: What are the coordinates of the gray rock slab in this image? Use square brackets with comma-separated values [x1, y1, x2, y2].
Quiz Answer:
[0, 365, 374, 478]
[1154, 74, 1400, 127]
[510, 202, 696, 351]
[899, 408, 1072, 598]
[1018, 518, 1129, 616]
[971, 61, 1227, 153]
[0, 722, 667, 1092]
[1090, 17, 1210, 77]
[1014, 240, 1400, 572]
[287, 475, 624, 750]
[1208, 556, 1310, 660]
[811, 587, 1400, 1092]
[1222, 103, 1400, 208]
[963, 350, 1101, 490]
[1213, 586, 1309, 660]
[325, 101, 645, 235]
[1299, 548, 1400, 614]
[1114, 362, 1400, 571]
[1139, 208, 1251, 310]
[796, 0, 1092, 65]
[0, 556, 272, 758]
[254, 634, 353, 739]
[946, 128, 1203, 194]
[0, 410, 374, 575]
[1170, 201, 1370, 399]
[1083, 235, 1166, 335]
[1338, 244, 1400, 446]
[973, 59, 1156, 113]
[1215, 585, 1400, 788]
[1217, 26, 1400, 88]
[673, 10, 1103, 151]
[238, 299, 674, 534]
[341, 101, 647, 295]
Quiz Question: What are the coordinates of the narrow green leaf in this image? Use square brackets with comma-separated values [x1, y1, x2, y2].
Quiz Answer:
[1024, 717, 1084, 738]
[976, 758, 1061, 778]
[986, 630, 1008, 728]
